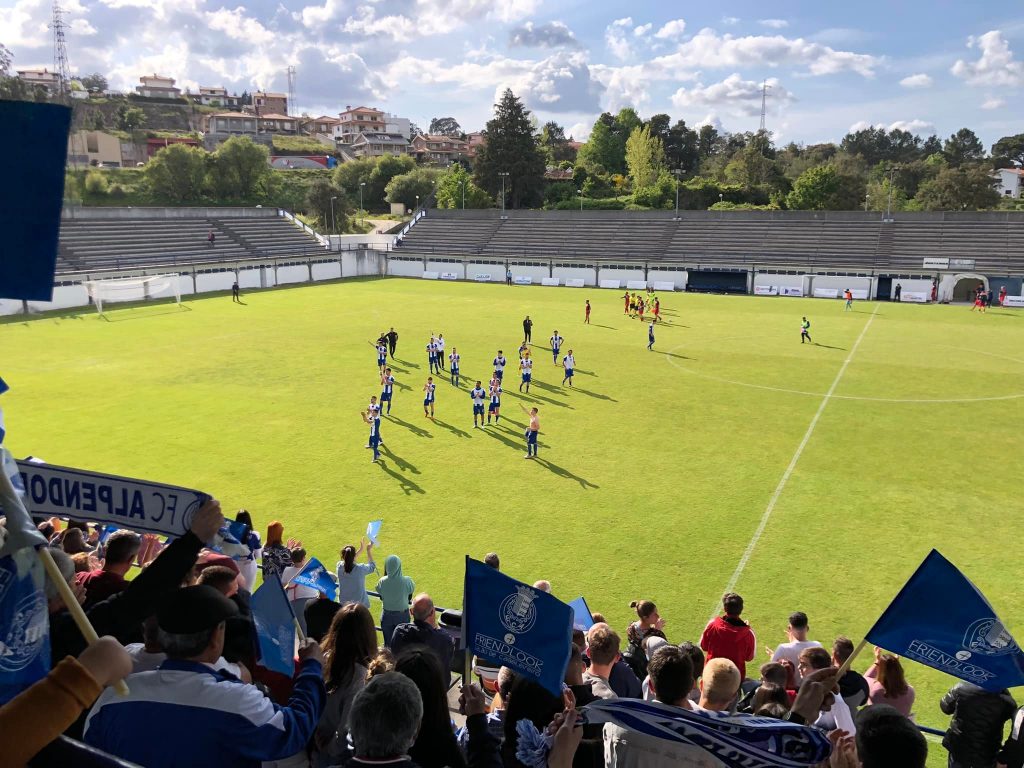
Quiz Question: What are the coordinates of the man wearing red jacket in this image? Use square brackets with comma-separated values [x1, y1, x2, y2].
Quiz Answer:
[700, 592, 756, 680]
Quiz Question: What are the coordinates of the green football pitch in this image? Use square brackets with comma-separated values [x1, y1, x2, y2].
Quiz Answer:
[4, 277, 1023, 743]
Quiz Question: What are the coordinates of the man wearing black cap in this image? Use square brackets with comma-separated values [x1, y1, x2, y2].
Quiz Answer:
[84, 585, 326, 767]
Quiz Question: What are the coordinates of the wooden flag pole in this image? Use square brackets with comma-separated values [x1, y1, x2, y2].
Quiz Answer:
[38, 540, 131, 696]
[835, 638, 869, 678]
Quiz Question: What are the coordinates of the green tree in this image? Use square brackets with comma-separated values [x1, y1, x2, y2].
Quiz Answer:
[472, 88, 546, 209]
[90, 111, 106, 130]
[84, 170, 109, 195]
[612, 107, 642, 146]
[145, 144, 207, 203]
[785, 164, 863, 210]
[80, 73, 108, 92]
[914, 166, 999, 210]
[428, 117, 462, 136]
[991, 133, 1024, 168]
[0, 44, 40, 101]
[334, 154, 415, 211]
[538, 121, 574, 164]
[209, 136, 270, 200]
[922, 135, 943, 157]
[943, 128, 985, 167]
[577, 117, 624, 174]
[665, 119, 699, 172]
[116, 104, 146, 131]
[385, 168, 442, 208]
[625, 125, 665, 188]
[436, 164, 493, 209]
[306, 180, 348, 232]
[697, 125, 722, 159]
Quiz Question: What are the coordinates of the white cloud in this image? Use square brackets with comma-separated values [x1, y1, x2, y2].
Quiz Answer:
[759, 19, 789, 29]
[634, 23, 652, 37]
[508, 21, 580, 49]
[654, 19, 686, 40]
[721, 16, 739, 26]
[605, 17, 634, 60]
[899, 73, 932, 88]
[652, 28, 879, 78]
[982, 96, 1006, 110]
[848, 119, 935, 135]
[298, 0, 539, 39]
[567, 121, 590, 141]
[670, 73, 795, 117]
[951, 30, 1024, 86]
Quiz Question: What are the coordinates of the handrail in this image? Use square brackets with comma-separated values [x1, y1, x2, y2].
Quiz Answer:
[278, 208, 330, 248]
[393, 209, 426, 245]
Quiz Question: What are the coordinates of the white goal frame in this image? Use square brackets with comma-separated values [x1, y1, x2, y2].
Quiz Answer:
[82, 274, 182, 315]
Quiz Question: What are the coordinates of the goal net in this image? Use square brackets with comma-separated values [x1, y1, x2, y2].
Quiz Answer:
[83, 274, 182, 315]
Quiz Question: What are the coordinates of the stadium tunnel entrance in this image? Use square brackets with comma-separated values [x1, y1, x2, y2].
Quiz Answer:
[685, 269, 748, 294]
[942, 274, 989, 303]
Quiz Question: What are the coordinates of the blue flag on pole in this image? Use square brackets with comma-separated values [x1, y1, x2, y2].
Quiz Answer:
[366, 520, 382, 546]
[290, 557, 337, 601]
[583, 698, 832, 767]
[0, 447, 51, 704]
[251, 573, 296, 677]
[462, 556, 572, 696]
[569, 597, 594, 630]
[866, 549, 1024, 691]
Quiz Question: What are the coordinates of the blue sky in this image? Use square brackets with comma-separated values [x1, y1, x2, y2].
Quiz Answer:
[3, 0, 1023, 147]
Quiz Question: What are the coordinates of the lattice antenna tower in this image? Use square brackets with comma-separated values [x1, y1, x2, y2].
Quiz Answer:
[51, 0, 72, 101]
[759, 79, 770, 133]
[286, 65, 296, 116]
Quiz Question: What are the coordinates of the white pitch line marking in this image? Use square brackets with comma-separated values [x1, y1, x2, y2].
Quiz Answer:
[709, 304, 880, 621]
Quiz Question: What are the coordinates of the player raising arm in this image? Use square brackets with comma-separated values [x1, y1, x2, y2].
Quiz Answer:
[519, 404, 540, 459]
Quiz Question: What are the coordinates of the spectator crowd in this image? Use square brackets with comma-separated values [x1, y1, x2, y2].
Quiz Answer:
[4, 507, 1024, 768]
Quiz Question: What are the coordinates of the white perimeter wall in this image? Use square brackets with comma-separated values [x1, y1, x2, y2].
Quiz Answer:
[312, 262, 342, 281]
[427, 261, 465, 279]
[238, 268, 262, 289]
[888, 278, 932, 299]
[277, 265, 310, 285]
[0, 299, 24, 315]
[511, 264, 550, 281]
[27, 284, 90, 312]
[599, 267, 645, 283]
[647, 270, 688, 290]
[388, 259, 423, 277]
[466, 262, 505, 282]
[811, 275, 872, 294]
[754, 273, 806, 290]
[552, 266, 596, 286]
[196, 272, 236, 293]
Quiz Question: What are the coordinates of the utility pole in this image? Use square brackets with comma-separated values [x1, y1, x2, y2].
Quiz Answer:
[499, 172, 509, 218]
[51, 1, 71, 103]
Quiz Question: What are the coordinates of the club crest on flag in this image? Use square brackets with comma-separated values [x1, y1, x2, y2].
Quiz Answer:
[964, 618, 1018, 657]
[500, 586, 538, 640]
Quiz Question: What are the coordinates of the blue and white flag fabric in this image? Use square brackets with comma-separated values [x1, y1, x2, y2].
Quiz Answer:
[0, 447, 52, 704]
[866, 549, 1024, 691]
[0, 376, 8, 444]
[251, 573, 296, 677]
[366, 519, 382, 546]
[583, 698, 832, 767]
[569, 596, 594, 631]
[289, 557, 337, 600]
[211, 520, 250, 560]
[462, 556, 573, 696]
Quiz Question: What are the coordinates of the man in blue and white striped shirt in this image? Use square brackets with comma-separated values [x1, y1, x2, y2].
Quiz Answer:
[84, 585, 326, 768]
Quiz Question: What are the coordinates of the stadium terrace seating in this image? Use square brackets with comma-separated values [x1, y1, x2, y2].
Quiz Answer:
[56, 214, 325, 274]
[396, 209, 1024, 274]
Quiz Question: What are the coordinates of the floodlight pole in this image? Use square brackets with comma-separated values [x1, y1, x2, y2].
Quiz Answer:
[359, 182, 365, 225]
[499, 172, 509, 218]
[578, 188, 583, 211]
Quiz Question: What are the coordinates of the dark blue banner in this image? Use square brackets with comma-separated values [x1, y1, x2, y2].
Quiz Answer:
[251, 573, 295, 677]
[867, 549, 1024, 691]
[462, 557, 572, 696]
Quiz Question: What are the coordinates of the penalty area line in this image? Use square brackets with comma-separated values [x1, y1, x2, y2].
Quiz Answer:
[709, 304, 880, 622]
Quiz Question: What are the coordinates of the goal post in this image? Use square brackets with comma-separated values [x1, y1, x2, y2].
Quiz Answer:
[82, 274, 182, 315]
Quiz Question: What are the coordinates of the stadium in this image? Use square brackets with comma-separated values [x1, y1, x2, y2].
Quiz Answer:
[4, 7, 1024, 767]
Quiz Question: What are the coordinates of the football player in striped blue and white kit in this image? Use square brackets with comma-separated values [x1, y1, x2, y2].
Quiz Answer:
[493, 350, 507, 382]
[380, 368, 395, 414]
[519, 353, 533, 393]
[448, 347, 461, 387]
[470, 381, 487, 428]
[550, 331, 564, 364]
[423, 376, 436, 418]
[362, 396, 383, 462]
[562, 350, 575, 386]
[487, 380, 502, 424]
[426, 338, 439, 374]
[370, 340, 388, 374]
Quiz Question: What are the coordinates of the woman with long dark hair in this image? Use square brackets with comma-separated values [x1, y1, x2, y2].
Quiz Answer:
[335, 537, 376, 608]
[622, 599, 666, 679]
[315, 603, 378, 767]
[865, 645, 915, 717]
[394, 647, 466, 768]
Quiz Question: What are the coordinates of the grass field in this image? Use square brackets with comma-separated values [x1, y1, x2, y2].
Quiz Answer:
[4, 277, 1023, 754]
